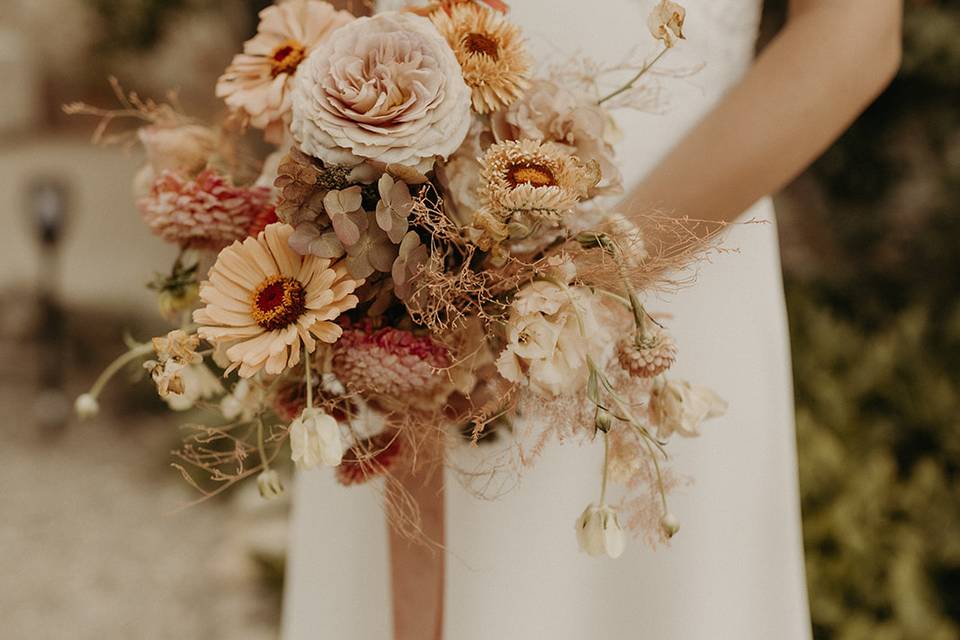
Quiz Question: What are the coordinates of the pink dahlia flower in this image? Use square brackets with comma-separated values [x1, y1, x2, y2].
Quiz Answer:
[138, 169, 273, 250]
[332, 322, 451, 401]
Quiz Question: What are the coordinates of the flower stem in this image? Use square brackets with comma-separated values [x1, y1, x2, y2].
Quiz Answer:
[304, 345, 314, 410]
[597, 47, 669, 106]
[545, 277, 587, 336]
[87, 343, 155, 399]
[591, 287, 632, 310]
[600, 429, 611, 506]
[257, 416, 270, 471]
[640, 432, 670, 513]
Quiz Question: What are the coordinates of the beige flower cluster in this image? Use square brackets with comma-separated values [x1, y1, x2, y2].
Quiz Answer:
[77, 0, 735, 560]
[496, 280, 607, 396]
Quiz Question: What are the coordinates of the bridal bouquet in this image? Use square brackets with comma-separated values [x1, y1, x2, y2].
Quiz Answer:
[71, 0, 726, 558]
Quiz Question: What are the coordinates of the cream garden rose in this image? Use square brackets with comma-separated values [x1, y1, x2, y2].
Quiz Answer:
[291, 12, 472, 173]
[496, 280, 606, 396]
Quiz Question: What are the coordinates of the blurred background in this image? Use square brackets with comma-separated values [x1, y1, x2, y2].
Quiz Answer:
[1, 1, 958, 638]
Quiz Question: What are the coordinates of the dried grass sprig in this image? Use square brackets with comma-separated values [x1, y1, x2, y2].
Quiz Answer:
[63, 76, 189, 148]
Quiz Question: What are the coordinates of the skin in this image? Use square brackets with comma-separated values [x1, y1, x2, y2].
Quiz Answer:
[334, 2, 903, 639]
[388, 465, 445, 640]
[624, 0, 903, 232]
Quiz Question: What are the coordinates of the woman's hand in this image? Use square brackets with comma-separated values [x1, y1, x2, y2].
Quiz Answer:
[622, 0, 902, 228]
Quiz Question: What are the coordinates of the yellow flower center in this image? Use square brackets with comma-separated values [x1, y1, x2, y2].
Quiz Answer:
[269, 39, 307, 77]
[251, 275, 306, 331]
[462, 32, 500, 59]
[506, 163, 556, 188]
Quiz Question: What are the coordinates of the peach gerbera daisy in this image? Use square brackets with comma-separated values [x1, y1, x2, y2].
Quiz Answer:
[194, 223, 362, 378]
[216, 0, 354, 143]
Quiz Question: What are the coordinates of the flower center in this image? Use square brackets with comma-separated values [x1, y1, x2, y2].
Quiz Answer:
[506, 163, 556, 188]
[462, 32, 500, 59]
[251, 275, 306, 331]
[269, 39, 306, 77]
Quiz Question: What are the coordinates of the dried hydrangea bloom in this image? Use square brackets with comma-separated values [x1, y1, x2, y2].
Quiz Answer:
[375, 174, 415, 244]
[332, 322, 452, 403]
[391, 231, 429, 301]
[274, 147, 352, 226]
[216, 0, 354, 143]
[137, 169, 273, 251]
[343, 214, 398, 280]
[474, 139, 600, 246]
[194, 223, 362, 378]
[491, 79, 622, 196]
[648, 0, 686, 48]
[430, 3, 530, 114]
[291, 12, 472, 173]
[323, 187, 400, 280]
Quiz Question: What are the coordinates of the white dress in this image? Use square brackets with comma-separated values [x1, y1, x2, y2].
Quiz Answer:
[283, 1, 812, 638]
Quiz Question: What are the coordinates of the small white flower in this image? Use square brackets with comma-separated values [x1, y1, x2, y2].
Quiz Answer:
[648, 379, 727, 439]
[164, 364, 224, 412]
[220, 379, 262, 422]
[575, 504, 626, 559]
[290, 408, 344, 469]
[257, 469, 285, 500]
[648, 0, 686, 48]
[74, 393, 100, 420]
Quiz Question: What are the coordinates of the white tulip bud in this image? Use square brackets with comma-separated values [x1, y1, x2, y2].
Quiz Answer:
[290, 408, 344, 469]
[74, 393, 100, 420]
[661, 512, 680, 538]
[575, 504, 626, 559]
[257, 470, 285, 500]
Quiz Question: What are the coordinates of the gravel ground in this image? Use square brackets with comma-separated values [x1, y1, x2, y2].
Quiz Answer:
[0, 376, 284, 640]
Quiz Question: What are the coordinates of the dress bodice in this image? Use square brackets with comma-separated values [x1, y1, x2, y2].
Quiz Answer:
[506, 0, 764, 182]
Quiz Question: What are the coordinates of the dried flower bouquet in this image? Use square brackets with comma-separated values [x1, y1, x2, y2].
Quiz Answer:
[71, 0, 726, 557]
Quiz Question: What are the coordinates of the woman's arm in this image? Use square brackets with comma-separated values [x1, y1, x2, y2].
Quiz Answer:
[623, 0, 902, 226]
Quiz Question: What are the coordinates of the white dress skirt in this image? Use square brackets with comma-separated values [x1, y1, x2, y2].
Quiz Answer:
[283, 1, 812, 638]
